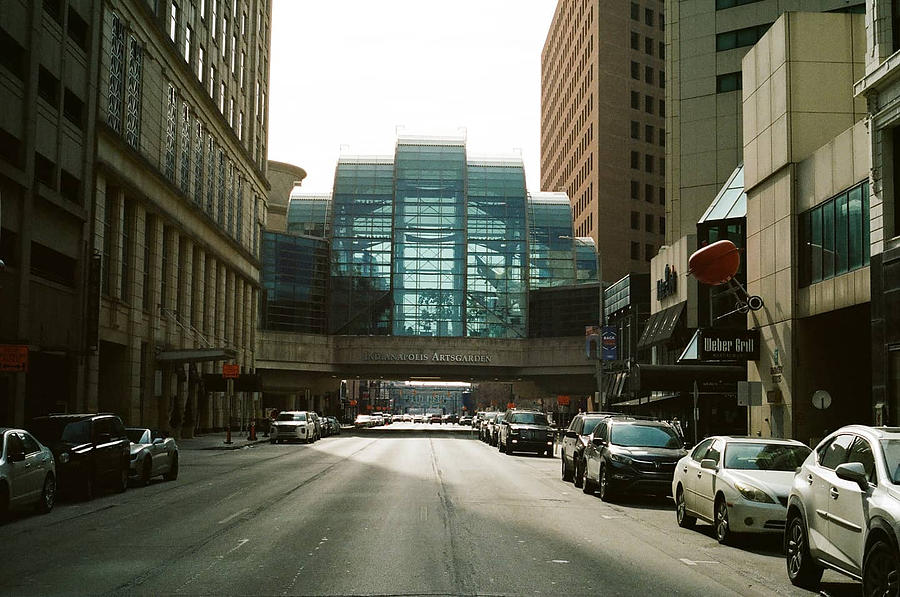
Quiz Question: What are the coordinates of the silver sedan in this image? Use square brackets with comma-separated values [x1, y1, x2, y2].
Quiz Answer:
[126, 428, 179, 486]
[0, 427, 56, 516]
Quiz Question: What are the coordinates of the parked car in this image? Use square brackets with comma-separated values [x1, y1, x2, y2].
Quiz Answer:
[354, 414, 372, 429]
[309, 412, 323, 440]
[488, 412, 506, 446]
[561, 412, 617, 486]
[672, 436, 810, 543]
[428, 413, 443, 424]
[498, 410, 554, 456]
[413, 414, 425, 423]
[271, 411, 317, 443]
[459, 416, 473, 426]
[443, 414, 459, 424]
[29, 413, 130, 499]
[581, 417, 687, 501]
[325, 416, 341, 435]
[0, 428, 56, 516]
[125, 428, 179, 486]
[785, 425, 900, 594]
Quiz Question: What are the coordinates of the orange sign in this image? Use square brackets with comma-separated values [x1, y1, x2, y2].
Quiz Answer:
[349, 400, 358, 406]
[557, 395, 570, 406]
[507, 402, 515, 409]
[0, 345, 28, 372]
[222, 364, 240, 378]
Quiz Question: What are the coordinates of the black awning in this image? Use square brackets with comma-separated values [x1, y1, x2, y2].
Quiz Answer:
[629, 363, 745, 393]
[156, 348, 237, 363]
[638, 301, 686, 348]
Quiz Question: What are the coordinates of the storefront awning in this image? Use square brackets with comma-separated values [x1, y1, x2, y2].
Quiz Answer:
[638, 301, 686, 348]
[155, 348, 237, 363]
[629, 363, 745, 393]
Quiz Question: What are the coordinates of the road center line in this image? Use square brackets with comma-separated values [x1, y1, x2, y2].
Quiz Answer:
[218, 508, 250, 525]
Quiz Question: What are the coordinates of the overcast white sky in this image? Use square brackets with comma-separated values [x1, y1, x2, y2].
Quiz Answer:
[267, 1, 558, 193]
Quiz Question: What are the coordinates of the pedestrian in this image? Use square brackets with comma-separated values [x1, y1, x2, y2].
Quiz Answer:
[671, 416, 684, 440]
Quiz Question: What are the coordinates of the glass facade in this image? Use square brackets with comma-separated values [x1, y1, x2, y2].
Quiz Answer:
[270, 136, 592, 338]
[260, 231, 329, 333]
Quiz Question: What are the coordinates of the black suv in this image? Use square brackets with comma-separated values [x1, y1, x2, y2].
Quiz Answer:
[29, 414, 130, 499]
[498, 410, 554, 457]
[560, 412, 618, 486]
[581, 417, 687, 501]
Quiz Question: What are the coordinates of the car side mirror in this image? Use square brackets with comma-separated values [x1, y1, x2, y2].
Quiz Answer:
[835, 462, 869, 489]
[7, 449, 25, 463]
[152, 438, 164, 445]
[700, 458, 718, 471]
[564, 430, 577, 438]
[592, 437, 606, 447]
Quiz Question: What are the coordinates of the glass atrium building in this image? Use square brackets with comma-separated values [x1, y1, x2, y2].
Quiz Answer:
[269, 135, 597, 338]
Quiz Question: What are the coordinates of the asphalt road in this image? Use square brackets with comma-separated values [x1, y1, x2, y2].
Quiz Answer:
[0, 432, 861, 596]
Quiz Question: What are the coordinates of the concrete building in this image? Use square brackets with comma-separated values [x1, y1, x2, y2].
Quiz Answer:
[266, 160, 305, 232]
[854, 1, 900, 427]
[540, 0, 667, 283]
[665, 0, 864, 244]
[0, 0, 101, 426]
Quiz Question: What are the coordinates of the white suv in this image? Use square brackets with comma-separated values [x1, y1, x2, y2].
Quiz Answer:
[270, 411, 317, 444]
[785, 425, 900, 594]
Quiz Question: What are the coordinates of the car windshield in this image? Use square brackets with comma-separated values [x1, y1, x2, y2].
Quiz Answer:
[508, 413, 548, 426]
[582, 417, 606, 436]
[610, 424, 681, 448]
[30, 419, 91, 444]
[880, 439, 900, 483]
[277, 413, 306, 422]
[126, 429, 149, 443]
[723, 443, 811, 471]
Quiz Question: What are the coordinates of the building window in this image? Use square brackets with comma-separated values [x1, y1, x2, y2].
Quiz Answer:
[659, 41, 665, 59]
[631, 121, 640, 139]
[60, 168, 81, 204]
[631, 211, 640, 230]
[0, 26, 27, 81]
[142, 216, 152, 309]
[194, 121, 204, 205]
[219, 81, 226, 112]
[716, 24, 771, 52]
[184, 25, 192, 61]
[34, 152, 56, 188]
[206, 135, 216, 214]
[231, 34, 237, 72]
[716, 72, 743, 93]
[799, 180, 870, 287]
[180, 103, 191, 194]
[125, 36, 143, 149]
[630, 151, 640, 170]
[165, 84, 177, 180]
[121, 200, 132, 300]
[716, 0, 764, 9]
[217, 149, 226, 226]
[169, 1, 178, 42]
[631, 180, 640, 200]
[645, 244, 654, 261]
[644, 95, 654, 114]
[631, 91, 640, 109]
[631, 61, 640, 80]
[659, 70, 665, 89]
[645, 214, 654, 232]
[644, 37, 653, 56]
[644, 124, 653, 143]
[631, 32, 639, 50]
[209, 64, 216, 98]
[102, 193, 114, 296]
[631, 241, 640, 260]
[63, 88, 84, 128]
[160, 226, 170, 308]
[38, 66, 59, 106]
[630, 2, 639, 20]
[645, 8, 653, 26]
[240, 51, 245, 87]
[67, 7, 90, 51]
[236, 176, 244, 243]
[660, 157, 665, 175]
[659, 187, 665, 205]
[645, 183, 654, 202]
[644, 155, 654, 173]
[659, 216, 666, 233]
[645, 66, 653, 84]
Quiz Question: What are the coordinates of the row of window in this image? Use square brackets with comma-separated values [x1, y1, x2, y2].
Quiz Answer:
[715, 0, 763, 9]
[631, 180, 666, 205]
[42, 0, 91, 52]
[630, 31, 665, 60]
[631, 121, 665, 146]
[716, 23, 771, 52]
[631, 91, 665, 117]
[798, 181, 870, 287]
[630, 241, 656, 262]
[630, 151, 665, 175]
[630, 2, 664, 30]
[630, 61, 665, 88]
[630, 211, 665, 235]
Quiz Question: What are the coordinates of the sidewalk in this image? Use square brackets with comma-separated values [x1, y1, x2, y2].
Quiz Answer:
[177, 431, 271, 451]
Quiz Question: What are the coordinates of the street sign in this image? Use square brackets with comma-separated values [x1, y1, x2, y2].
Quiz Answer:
[0, 345, 28, 372]
[557, 395, 570, 406]
[222, 364, 239, 379]
[507, 402, 515, 409]
[601, 327, 617, 361]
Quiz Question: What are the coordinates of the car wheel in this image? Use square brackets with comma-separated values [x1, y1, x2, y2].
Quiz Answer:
[115, 465, 128, 493]
[498, 439, 505, 453]
[36, 473, 55, 514]
[863, 539, 900, 597]
[573, 459, 584, 488]
[785, 512, 823, 589]
[583, 469, 595, 495]
[714, 495, 730, 544]
[561, 453, 574, 481]
[163, 453, 179, 481]
[141, 458, 153, 486]
[598, 466, 614, 501]
[675, 486, 695, 529]
[306, 434, 313, 444]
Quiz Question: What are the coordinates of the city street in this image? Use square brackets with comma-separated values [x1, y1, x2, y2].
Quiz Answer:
[1, 433, 859, 596]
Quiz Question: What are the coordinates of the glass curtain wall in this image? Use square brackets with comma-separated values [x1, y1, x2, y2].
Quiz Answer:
[287, 192, 331, 238]
[528, 192, 577, 287]
[393, 141, 467, 336]
[575, 237, 598, 283]
[330, 158, 394, 334]
[260, 231, 329, 333]
[466, 160, 528, 338]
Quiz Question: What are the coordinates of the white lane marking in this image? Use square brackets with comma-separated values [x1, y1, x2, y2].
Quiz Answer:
[679, 558, 719, 566]
[218, 507, 250, 524]
[551, 560, 570, 564]
[601, 515, 623, 519]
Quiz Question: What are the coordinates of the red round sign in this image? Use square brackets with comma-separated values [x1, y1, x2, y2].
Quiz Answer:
[689, 240, 741, 286]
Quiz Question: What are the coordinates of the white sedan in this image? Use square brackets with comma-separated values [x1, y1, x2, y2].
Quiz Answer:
[126, 428, 179, 485]
[1, 428, 56, 516]
[672, 436, 810, 544]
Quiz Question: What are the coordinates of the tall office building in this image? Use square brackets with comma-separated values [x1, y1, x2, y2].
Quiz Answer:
[665, 0, 864, 244]
[540, 0, 667, 283]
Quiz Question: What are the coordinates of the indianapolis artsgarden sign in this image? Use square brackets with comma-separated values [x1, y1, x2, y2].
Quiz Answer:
[362, 352, 494, 364]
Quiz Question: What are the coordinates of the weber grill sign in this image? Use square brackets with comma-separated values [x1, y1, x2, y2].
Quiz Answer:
[698, 329, 760, 361]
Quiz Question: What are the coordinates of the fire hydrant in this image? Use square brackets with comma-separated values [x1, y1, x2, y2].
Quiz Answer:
[248, 420, 257, 441]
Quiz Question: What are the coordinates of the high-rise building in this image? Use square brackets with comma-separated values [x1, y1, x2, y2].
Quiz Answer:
[665, 0, 864, 244]
[540, 0, 667, 283]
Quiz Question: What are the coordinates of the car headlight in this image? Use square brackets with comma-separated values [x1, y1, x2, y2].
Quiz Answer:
[59, 452, 70, 464]
[733, 481, 775, 503]
[610, 452, 632, 464]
